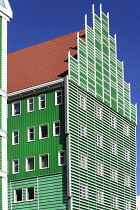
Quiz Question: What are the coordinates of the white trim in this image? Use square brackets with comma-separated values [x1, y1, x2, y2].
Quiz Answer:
[14, 188, 22, 203]
[55, 89, 62, 106]
[0, 0, 12, 20]
[58, 150, 66, 166]
[12, 159, 19, 174]
[38, 94, 46, 110]
[27, 97, 34, 113]
[53, 120, 60, 136]
[39, 153, 49, 169]
[27, 127, 35, 142]
[26, 156, 35, 172]
[12, 101, 21, 116]
[26, 186, 34, 201]
[12, 130, 19, 145]
[39, 123, 48, 139]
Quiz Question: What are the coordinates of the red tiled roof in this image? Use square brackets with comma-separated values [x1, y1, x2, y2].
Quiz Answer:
[8, 29, 85, 93]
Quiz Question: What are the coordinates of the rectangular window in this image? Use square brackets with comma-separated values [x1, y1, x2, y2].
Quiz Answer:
[79, 184, 88, 199]
[26, 187, 34, 201]
[95, 133, 103, 147]
[78, 124, 87, 138]
[58, 150, 66, 166]
[14, 188, 22, 203]
[123, 124, 129, 136]
[79, 154, 87, 169]
[96, 190, 104, 204]
[124, 149, 130, 162]
[110, 168, 118, 182]
[78, 94, 86, 110]
[26, 157, 34, 171]
[124, 174, 130, 187]
[39, 124, 48, 139]
[12, 159, 19, 174]
[28, 127, 34, 142]
[53, 121, 60, 136]
[12, 130, 19, 145]
[110, 141, 117, 155]
[94, 104, 102, 120]
[55, 90, 62, 105]
[39, 154, 49, 169]
[39, 94, 46, 109]
[27, 97, 34, 112]
[110, 115, 116, 128]
[124, 200, 131, 210]
[12, 101, 20, 116]
[95, 162, 103, 176]
[111, 196, 118, 209]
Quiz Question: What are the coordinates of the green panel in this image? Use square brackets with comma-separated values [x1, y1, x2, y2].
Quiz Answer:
[0, 137, 2, 171]
[0, 96, 2, 129]
[8, 87, 66, 180]
[0, 178, 2, 210]
[0, 17, 2, 90]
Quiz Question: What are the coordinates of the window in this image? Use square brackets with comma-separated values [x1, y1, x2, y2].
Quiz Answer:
[39, 154, 49, 169]
[55, 90, 62, 105]
[26, 157, 34, 171]
[78, 124, 87, 138]
[12, 101, 20, 116]
[123, 124, 129, 136]
[28, 127, 34, 142]
[14, 188, 22, 203]
[27, 97, 34, 112]
[39, 124, 48, 139]
[78, 94, 86, 110]
[96, 190, 104, 204]
[110, 168, 118, 182]
[58, 150, 66, 166]
[110, 115, 116, 128]
[124, 200, 131, 210]
[53, 121, 60, 136]
[94, 104, 102, 120]
[95, 133, 103, 148]
[124, 174, 130, 187]
[12, 159, 19, 174]
[111, 196, 118, 209]
[39, 94, 45, 109]
[95, 162, 103, 176]
[79, 184, 88, 199]
[124, 149, 130, 162]
[12, 130, 19, 145]
[26, 187, 34, 201]
[110, 141, 117, 155]
[79, 154, 87, 169]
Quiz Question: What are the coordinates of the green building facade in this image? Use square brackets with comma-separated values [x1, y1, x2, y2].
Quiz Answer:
[7, 4, 136, 210]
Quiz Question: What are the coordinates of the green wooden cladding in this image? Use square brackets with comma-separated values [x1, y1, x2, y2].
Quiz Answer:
[69, 10, 136, 124]
[8, 173, 68, 209]
[8, 87, 66, 180]
[0, 17, 2, 90]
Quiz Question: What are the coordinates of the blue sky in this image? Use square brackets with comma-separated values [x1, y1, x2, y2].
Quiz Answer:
[8, 0, 140, 194]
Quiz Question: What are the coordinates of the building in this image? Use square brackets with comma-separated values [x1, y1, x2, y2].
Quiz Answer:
[137, 195, 140, 210]
[6, 4, 137, 210]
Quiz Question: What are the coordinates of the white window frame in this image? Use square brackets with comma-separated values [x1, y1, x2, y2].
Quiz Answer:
[39, 94, 46, 110]
[39, 153, 49, 169]
[39, 123, 48, 139]
[26, 186, 34, 201]
[96, 190, 104, 204]
[27, 127, 34, 142]
[79, 184, 88, 199]
[12, 101, 21, 116]
[111, 195, 118, 209]
[27, 97, 34, 113]
[53, 121, 60, 136]
[78, 154, 88, 169]
[78, 94, 86, 110]
[12, 130, 19, 145]
[12, 159, 19, 174]
[14, 188, 22, 203]
[78, 123, 87, 138]
[124, 174, 130, 187]
[95, 161, 104, 176]
[55, 89, 62, 105]
[124, 200, 131, 210]
[110, 141, 117, 155]
[123, 124, 129, 136]
[110, 115, 116, 128]
[58, 150, 66, 166]
[94, 104, 102, 120]
[26, 156, 35, 172]
[124, 149, 130, 162]
[95, 133, 103, 148]
[110, 168, 118, 182]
